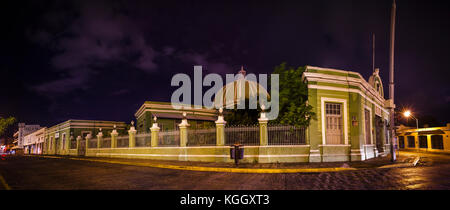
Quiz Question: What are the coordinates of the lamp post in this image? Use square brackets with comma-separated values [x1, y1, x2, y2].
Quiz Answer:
[403, 110, 419, 129]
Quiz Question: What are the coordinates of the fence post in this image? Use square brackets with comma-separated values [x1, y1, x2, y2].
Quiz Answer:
[150, 116, 160, 147]
[258, 105, 269, 146]
[76, 136, 82, 151]
[129, 121, 136, 148]
[85, 133, 92, 153]
[97, 128, 103, 149]
[111, 125, 118, 148]
[179, 112, 190, 147]
[215, 108, 226, 146]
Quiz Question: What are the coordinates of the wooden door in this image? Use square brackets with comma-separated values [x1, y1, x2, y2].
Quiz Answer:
[325, 103, 343, 144]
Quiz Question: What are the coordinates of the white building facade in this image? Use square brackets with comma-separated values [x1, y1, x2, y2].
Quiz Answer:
[23, 127, 46, 154]
[17, 123, 41, 149]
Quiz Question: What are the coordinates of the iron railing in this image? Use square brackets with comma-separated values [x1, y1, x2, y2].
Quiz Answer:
[117, 136, 129, 148]
[158, 130, 180, 147]
[187, 128, 216, 146]
[136, 133, 152, 147]
[101, 137, 111, 148]
[268, 125, 306, 145]
[225, 125, 260, 145]
[88, 138, 97, 148]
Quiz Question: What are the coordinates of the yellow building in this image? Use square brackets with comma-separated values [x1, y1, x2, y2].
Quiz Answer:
[396, 124, 450, 153]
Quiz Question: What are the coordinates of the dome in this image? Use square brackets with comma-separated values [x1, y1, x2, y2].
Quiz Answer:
[213, 66, 270, 109]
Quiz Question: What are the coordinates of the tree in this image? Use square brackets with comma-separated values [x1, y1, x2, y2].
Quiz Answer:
[270, 63, 315, 127]
[224, 63, 315, 127]
[225, 100, 261, 126]
[0, 117, 16, 139]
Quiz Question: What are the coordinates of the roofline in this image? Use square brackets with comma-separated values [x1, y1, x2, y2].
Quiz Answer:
[304, 65, 385, 102]
[47, 119, 127, 130]
[135, 101, 217, 118]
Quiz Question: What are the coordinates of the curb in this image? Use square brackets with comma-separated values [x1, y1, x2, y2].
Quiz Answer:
[42, 155, 358, 174]
[0, 174, 11, 190]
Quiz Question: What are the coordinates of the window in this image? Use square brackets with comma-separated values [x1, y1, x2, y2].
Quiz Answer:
[407, 136, 415, 148]
[418, 136, 428, 148]
[398, 135, 405, 148]
[431, 135, 444, 149]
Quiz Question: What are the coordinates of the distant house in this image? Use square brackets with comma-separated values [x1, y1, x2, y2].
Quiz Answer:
[396, 123, 450, 153]
[43, 119, 127, 155]
[134, 101, 217, 133]
[23, 128, 46, 155]
[11, 123, 41, 154]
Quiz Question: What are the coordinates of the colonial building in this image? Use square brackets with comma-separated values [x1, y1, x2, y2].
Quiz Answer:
[302, 66, 392, 162]
[396, 124, 450, 153]
[135, 101, 217, 133]
[23, 127, 46, 155]
[35, 65, 393, 163]
[11, 123, 41, 154]
[43, 119, 127, 155]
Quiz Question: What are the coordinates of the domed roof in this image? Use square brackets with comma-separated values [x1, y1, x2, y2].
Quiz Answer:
[213, 66, 270, 109]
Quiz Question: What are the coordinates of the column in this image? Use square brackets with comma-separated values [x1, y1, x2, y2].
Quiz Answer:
[179, 112, 190, 147]
[129, 121, 136, 148]
[85, 133, 91, 153]
[150, 116, 160, 147]
[76, 136, 82, 151]
[97, 128, 103, 149]
[111, 125, 118, 148]
[258, 105, 268, 146]
[215, 108, 226, 146]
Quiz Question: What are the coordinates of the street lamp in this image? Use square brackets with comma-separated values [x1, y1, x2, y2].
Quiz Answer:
[403, 110, 418, 129]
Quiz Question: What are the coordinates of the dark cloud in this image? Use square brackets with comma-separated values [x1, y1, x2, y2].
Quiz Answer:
[32, 1, 159, 95]
[2, 0, 450, 126]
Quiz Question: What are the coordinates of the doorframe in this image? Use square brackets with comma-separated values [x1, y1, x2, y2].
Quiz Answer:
[321, 97, 348, 145]
[363, 105, 373, 145]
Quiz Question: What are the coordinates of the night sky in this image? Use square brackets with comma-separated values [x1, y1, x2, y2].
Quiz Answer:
[1, 0, 449, 128]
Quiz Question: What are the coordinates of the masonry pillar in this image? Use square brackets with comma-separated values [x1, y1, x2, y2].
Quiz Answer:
[111, 125, 118, 148]
[258, 105, 269, 146]
[129, 121, 136, 148]
[76, 136, 82, 153]
[69, 134, 74, 152]
[150, 116, 160, 147]
[97, 128, 103, 149]
[215, 108, 226, 146]
[179, 112, 190, 147]
[85, 133, 91, 154]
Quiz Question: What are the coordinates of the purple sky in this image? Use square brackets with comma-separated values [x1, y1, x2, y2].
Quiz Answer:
[1, 0, 449, 127]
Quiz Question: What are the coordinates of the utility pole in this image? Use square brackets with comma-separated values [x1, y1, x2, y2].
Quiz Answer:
[389, 0, 397, 162]
[372, 33, 375, 72]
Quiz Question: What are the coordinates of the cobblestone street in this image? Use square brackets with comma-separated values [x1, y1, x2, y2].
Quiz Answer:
[0, 151, 449, 190]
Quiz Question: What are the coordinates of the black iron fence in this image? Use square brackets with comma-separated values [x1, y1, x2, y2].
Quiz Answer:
[225, 125, 260, 146]
[268, 125, 306, 145]
[187, 128, 216, 146]
[117, 136, 129, 148]
[101, 137, 111, 148]
[136, 133, 152, 147]
[158, 130, 180, 147]
[88, 138, 97, 148]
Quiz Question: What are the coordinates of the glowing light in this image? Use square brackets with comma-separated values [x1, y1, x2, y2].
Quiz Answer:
[404, 110, 411, 117]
